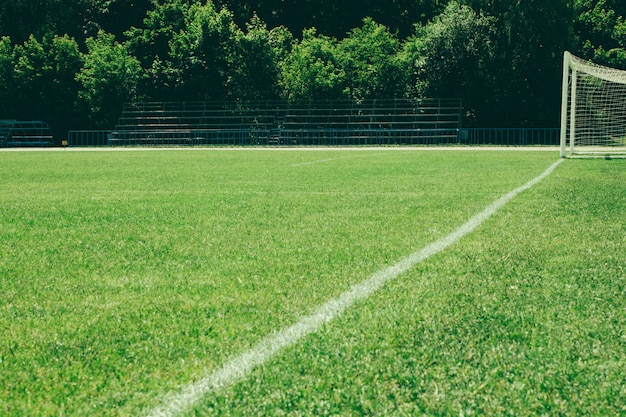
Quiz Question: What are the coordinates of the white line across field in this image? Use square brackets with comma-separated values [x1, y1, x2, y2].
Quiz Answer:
[0, 145, 560, 152]
[290, 152, 392, 166]
[144, 158, 565, 417]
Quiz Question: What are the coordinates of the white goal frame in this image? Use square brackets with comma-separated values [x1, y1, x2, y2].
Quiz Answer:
[560, 51, 626, 157]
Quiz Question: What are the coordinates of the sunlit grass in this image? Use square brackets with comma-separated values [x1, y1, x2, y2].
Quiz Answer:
[4, 149, 619, 416]
[193, 157, 626, 416]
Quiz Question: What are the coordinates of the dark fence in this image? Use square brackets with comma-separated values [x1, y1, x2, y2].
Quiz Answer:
[66, 130, 111, 147]
[460, 128, 560, 146]
[67, 127, 560, 147]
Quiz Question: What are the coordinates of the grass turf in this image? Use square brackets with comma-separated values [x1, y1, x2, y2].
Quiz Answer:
[192, 156, 626, 416]
[0, 149, 623, 416]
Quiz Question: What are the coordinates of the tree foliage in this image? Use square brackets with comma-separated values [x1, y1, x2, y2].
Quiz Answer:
[0, 37, 14, 117]
[575, 0, 626, 66]
[0, 0, 153, 45]
[76, 31, 142, 128]
[280, 28, 345, 101]
[460, 0, 575, 126]
[5, 33, 83, 134]
[0, 0, 625, 135]
[339, 18, 407, 101]
[404, 2, 497, 124]
[214, 0, 447, 39]
[234, 15, 282, 100]
[168, 2, 241, 100]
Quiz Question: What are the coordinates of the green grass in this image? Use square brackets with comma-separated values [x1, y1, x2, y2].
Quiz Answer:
[0, 149, 623, 416]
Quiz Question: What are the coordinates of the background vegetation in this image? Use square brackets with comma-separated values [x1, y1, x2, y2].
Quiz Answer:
[1, 0, 626, 136]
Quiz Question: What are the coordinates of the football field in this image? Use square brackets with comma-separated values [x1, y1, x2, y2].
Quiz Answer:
[0, 149, 624, 416]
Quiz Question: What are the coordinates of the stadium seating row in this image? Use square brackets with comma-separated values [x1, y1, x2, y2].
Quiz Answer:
[0, 120, 54, 147]
[114, 99, 462, 132]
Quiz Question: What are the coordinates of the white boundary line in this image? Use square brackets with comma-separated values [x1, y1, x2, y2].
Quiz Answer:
[0, 146, 560, 153]
[144, 158, 564, 417]
[290, 152, 393, 167]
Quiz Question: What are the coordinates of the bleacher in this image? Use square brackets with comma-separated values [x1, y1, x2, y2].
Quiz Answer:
[108, 99, 463, 146]
[0, 120, 54, 147]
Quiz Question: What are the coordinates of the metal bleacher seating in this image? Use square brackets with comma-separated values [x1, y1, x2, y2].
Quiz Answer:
[107, 99, 463, 146]
[0, 120, 54, 147]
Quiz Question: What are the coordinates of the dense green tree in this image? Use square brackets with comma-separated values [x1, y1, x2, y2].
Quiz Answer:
[231, 15, 282, 100]
[12, 36, 48, 118]
[10, 34, 83, 137]
[574, 0, 626, 67]
[77, 31, 142, 128]
[168, 2, 242, 100]
[404, 2, 497, 125]
[44, 35, 85, 134]
[0, 0, 153, 47]
[268, 25, 295, 63]
[0, 36, 14, 118]
[127, 0, 283, 102]
[338, 18, 408, 101]
[462, 0, 574, 126]
[1, 0, 170, 43]
[279, 28, 346, 101]
[125, 0, 199, 100]
[126, 0, 200, 66]
[3, 0, 626, 131]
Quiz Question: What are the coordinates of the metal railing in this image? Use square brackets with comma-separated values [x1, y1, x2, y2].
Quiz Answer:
[66, 130, 111, 147]
[67, 127, 561, 147]
[460, 128, 560, 146]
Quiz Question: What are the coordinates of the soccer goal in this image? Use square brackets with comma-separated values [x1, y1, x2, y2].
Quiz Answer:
[560, 51, 626, 157]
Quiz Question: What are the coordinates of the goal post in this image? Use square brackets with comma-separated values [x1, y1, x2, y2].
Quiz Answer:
[560, 51, 626, 157]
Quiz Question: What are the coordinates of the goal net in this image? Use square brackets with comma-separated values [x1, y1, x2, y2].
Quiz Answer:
[560, 51, 626, 157]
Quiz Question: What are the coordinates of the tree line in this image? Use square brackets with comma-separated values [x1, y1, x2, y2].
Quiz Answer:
[1, 0, 625, 138]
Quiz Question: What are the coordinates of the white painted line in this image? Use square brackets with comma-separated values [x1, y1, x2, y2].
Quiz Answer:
[290, 152, 392, 167]
[0, 146, 560, 153]
[144, 158, 564, 417]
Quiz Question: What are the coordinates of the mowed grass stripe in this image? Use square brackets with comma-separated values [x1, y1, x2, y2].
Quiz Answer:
[0, 150, 558, 416]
